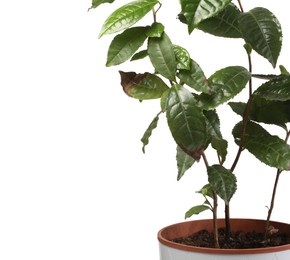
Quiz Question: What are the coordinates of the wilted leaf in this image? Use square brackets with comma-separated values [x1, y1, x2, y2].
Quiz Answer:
[119, 71, 169, 100]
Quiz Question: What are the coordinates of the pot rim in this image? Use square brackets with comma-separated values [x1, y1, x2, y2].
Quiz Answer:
[158, 218, 290, 255]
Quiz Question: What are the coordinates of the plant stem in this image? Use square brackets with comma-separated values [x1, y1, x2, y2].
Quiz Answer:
[202, 153, 220, 248]
[264, 130, 290, 239]
[225, 204, 231, 241]
[237, 0, 244, 13]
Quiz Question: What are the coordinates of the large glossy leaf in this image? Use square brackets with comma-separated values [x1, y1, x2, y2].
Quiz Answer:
[106, 27, 148, 66]
[233, 121, 290, 170]
[173, 45, 191, 71]
[119, 71, 169, 100]
[89, 0, 114, 10]
[179, 0, 232, 33]
[185, 205, 210, 218]
[176, 146, 195, 181]
[253, 76, 290, 101]
[208, 165, 237, 204]
[177, 59, 209, 93]
[238, 7, 282, 68]
[141, 113, 160, 153]
[148, 32, 177, 81]
[197, 3, 242, 38]
[197, 66, 251, 110]
[166, 84, 207, 160]
[99, 0, 158, 38]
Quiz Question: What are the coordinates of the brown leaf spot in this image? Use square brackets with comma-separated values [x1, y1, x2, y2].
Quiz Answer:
[119, 71, 148, 97]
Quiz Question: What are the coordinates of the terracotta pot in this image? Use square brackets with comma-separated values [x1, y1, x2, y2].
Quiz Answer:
[158, 219, 290, 260]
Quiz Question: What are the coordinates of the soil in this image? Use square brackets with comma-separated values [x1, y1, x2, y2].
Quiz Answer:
[172, 228, 290, 249]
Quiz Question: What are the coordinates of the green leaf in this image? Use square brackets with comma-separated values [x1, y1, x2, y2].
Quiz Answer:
[160, 89, 170, 112]
[176, 146, 195, 181]
[173, 45, 191, 71]
[253, 76, 290, 101]
[106, 27, 149, 66]
[89, 0, 115, 10]
[148, 32, 177, 81]
[211, 137, 228, 164]
[141, 113, 160, 153]
[130, 50, 148, 61]
[179, 0, 232, 33]
[99, 0, 158, 38]
[197, 184, 214, 199]
[197, 3, 242, 38]
[166, 84, 207, 160]
[203, 110, 222, 140]
[146, 22, 165, 38]
[119, 71, 169, 100]
[185, 205, 211, 219]
[229, 100, 289, 129]
[228, 102, 246, 117]
[280, 65, 290, 76]
[197, 66, 251, 110]
[238, 7, 282, 68]
[177, 59, 209, 93]
[208, 165, 237, 204]
[232, 121, 290, 170]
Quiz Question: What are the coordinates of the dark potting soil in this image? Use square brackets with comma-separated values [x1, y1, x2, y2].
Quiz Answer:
[172, 228, 290, 249]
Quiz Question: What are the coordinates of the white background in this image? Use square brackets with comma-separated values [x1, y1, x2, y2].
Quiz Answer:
[0, 0, 290, 259]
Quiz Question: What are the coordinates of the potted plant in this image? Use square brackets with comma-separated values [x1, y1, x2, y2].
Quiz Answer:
[91, 0, 290, 259]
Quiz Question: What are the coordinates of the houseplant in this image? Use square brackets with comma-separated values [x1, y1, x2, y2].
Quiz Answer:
[91, 0, 290, 258]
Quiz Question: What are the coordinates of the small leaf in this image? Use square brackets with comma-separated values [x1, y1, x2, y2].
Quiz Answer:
[173, 45, 191, 71]
[197, 184, 214, 199]
[99, 0, 158, 38]
[197, 3, 242, 38]
[280, 65, 290, 76]
[146, 22, 165, 38]
[211, 137, 228, 164]
[141, 113, 160, 153]
[177, 59, 209, 93]
[130, 50, 148, 61]
[179, 0, 232, 33]
[252, 74, 280, 80]
[208, 165, 237, 204]
[166, 84, 207, 160]
[106, 27, 148, 66]
[89, 0, 115, 10]
[238, 7, 282, 68]
[119, 71, 169, 100]
[148, 32, 177, 81]
[176, 146, 195, 181]
[160, 89, 170, 112]
[185, 205, 211, 219]
[232, 121, 290, 170]
[197, 66, 251, 110]
[253, 76, 290, 101]
[228, 102, 246, 117]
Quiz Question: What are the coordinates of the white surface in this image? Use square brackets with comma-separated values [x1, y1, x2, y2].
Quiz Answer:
[0, 1, 290, 260]
[160, 243, 290, 260]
